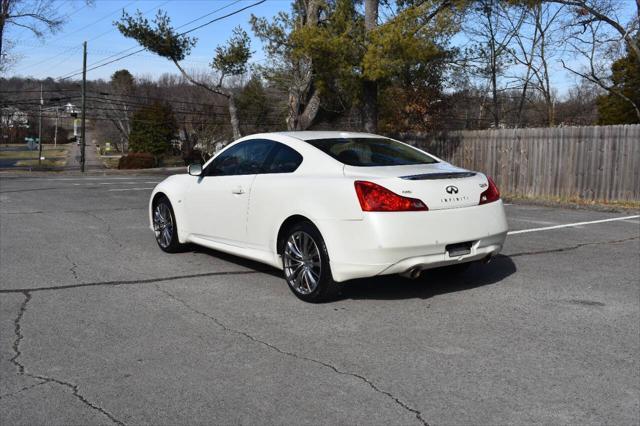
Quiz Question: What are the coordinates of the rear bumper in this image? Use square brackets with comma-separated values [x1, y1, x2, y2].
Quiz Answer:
[317, 200, 508, 282]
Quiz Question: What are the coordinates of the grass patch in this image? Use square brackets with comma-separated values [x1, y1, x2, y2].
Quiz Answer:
[15, 158, 67, 168]
[0, 148, 69, 159]
[102, 157, 121, 169]
[504, 193, 640, 211]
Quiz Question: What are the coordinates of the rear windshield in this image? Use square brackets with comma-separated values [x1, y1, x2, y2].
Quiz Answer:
[305, 137, 438, 167]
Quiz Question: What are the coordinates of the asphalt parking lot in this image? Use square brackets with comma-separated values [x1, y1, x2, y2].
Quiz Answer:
[1, 175, 638, 425]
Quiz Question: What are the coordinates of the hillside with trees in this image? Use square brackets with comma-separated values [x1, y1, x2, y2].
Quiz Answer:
[2, 0, 637, 163]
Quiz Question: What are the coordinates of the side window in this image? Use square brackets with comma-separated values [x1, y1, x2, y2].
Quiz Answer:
[263, 143, 303, 174]
[205, 140, 275, 176]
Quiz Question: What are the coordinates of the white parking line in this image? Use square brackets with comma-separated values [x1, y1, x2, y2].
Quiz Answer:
[107, 187, 155, 192]
[508, 215, 640, 235]
[510, 218, 558, 225]
[98, 182, 153, 185]
[35, 177, 151, 181]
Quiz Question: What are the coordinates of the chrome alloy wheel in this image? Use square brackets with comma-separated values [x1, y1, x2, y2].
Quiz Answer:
[283, 231, 322, 295]
[153, 203, 174, 249]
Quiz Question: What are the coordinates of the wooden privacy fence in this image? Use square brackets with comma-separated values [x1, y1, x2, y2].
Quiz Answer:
[399, 125, 640, 202]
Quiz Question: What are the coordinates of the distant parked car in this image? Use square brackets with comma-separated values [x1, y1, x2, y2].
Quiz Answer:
[149, 132, 508, 302]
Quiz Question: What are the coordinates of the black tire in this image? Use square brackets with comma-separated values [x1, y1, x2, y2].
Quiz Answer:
[152, 196, 183, 253]
[282, 221, 340, 303]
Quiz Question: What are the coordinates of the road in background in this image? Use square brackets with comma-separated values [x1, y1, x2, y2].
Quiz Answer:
[1, 175, 638, 425]
[68, 131, 104, 171]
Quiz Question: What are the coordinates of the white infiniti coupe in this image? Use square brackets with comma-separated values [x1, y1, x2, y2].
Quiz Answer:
[149, 131, 508, 302]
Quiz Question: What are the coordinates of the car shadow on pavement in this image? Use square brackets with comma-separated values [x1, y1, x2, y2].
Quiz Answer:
[188, 244, 283, 278]
[189, 244, 517, 301]
[338, 255, 517, 301]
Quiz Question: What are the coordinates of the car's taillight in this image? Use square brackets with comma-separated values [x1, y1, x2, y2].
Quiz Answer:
[354, 181, 428, 212]
[479, 176, 500, 205]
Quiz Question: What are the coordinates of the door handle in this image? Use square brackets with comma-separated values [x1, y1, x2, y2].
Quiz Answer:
[231, 186, 245, 195]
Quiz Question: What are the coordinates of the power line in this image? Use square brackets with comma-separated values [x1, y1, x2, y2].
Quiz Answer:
[57, 0, 267, 81]
[56, 0, 241, 80]
[173, 0, 243, 30]
[17, 0, 139, 73]
[91, 91, 228, 109]
[24, 0, 170, 74]
[180, 0, 263, 36]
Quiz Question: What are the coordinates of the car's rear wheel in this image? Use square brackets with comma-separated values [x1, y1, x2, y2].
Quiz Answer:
[153, 197, 182, 253]
[282, 222, 339, 303]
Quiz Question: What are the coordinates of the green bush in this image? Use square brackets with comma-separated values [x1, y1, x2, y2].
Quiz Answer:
[118, 152, 155, 169]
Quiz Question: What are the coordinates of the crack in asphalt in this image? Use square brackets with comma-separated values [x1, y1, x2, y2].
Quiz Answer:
[0, 270, 264, 294]
[156, 286, 430, 426]
[0, 380, 49, 399]
[508, 236, 639, 258]
[2, 235, 636, 424]
[82, 211, 125, 249]
[9, 291, 31, 375]
[64, 254, 80, 282]
[7, 291, 125, 425]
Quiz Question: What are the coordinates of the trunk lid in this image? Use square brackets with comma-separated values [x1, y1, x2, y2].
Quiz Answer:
[343, 162, 488, 211]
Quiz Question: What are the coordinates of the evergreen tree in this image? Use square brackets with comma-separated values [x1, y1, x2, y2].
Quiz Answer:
[128, 102, 177, 163]
[597, 48, 640, 124]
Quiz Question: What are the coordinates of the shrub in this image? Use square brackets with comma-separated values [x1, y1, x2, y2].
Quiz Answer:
[182, 149, 210, 166]
[118, 152, 155, 169]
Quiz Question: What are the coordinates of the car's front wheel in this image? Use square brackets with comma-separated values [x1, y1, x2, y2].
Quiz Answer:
[153, 197, 182, 253]
[282, 222, 339, 303]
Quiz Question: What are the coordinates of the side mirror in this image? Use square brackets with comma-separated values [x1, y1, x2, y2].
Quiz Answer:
[188, 163, 202, 176]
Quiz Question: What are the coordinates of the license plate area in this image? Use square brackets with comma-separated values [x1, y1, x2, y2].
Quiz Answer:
[446, 241, 473, 257]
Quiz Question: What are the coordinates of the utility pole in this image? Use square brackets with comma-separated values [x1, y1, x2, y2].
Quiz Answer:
[38, 83, 43, 166]
[54, 108, 58, 147]
[80, 41, 87, 172]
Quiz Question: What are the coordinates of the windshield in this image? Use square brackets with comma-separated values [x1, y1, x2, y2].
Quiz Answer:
[305, 137, 438, 167]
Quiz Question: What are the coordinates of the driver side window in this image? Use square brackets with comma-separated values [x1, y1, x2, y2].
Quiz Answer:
[204, 140, 275, 176]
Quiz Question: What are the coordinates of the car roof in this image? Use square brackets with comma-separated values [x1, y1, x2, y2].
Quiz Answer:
[274, 131, 387, 141]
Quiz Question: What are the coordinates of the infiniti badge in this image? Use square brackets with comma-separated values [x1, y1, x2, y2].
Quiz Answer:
[445, 185, 459, 194]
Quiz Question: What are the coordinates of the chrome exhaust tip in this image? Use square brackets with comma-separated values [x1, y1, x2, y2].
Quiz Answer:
[401, 267, 422, 280]
[483, 254, 493, 264]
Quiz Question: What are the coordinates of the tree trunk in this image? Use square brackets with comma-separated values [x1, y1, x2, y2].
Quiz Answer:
[285, 0, 322, 130]
[363, 0, 378, 133]
[172, 58, 242, 140]
[297, 88, 320, 130]
[287, 90, 300, 130]
[481, 0, 500, 128]
[515, 11, 539, 127]
[0, 0, 9, 61]
[227, 94, 241, 140]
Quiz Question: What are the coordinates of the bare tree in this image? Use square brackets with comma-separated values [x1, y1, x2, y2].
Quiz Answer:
[544, 0, 639, 61]
[103, 70, 135, 153]
[507, 2, 564, 126]
[0, 0, 68, 70]
[465, 0, 524, 127]
[553, 0, 640, 119]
